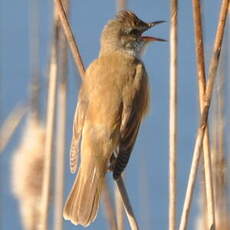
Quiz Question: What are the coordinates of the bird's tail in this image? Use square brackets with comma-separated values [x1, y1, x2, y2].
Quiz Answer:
[63, 164, 104, 226]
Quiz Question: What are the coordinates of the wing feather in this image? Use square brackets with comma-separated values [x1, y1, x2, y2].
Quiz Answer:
[113, 63, 149, 179]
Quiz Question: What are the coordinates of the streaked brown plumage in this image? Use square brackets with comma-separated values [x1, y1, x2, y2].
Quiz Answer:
[63, 10, 165, 226]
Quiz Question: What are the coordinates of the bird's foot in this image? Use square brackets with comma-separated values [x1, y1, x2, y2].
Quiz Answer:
[108, 154, 117, 171]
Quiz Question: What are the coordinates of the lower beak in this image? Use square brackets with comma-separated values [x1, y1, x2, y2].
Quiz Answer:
[141, 36, 166, 42]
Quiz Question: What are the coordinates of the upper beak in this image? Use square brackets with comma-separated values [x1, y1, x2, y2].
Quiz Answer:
[142, 20, 166, 42]
[148, 20, 166, 28]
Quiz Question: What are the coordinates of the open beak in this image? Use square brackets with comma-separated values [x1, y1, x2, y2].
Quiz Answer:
[142, 20, 166, 42]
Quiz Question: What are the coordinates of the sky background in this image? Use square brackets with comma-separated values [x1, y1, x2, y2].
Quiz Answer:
[0, 0, 228, 230]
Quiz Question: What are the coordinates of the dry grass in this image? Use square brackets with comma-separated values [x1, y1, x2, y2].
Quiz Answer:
[11, 118, 45, 230]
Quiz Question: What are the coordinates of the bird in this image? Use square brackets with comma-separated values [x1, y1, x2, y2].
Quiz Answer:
[63, 10, 165, 227]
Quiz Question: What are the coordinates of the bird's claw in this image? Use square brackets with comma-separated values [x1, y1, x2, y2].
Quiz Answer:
[108, 154, 117, 171]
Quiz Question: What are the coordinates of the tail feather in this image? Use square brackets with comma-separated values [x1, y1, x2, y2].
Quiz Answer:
[63, 166, 103, 226]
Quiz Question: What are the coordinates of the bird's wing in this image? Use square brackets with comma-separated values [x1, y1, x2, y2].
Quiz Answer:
[113, 63, 149, 179]
[70, 88, 88, 174]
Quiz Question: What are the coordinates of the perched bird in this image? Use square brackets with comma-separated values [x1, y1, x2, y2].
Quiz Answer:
[63, 10, 165, 226]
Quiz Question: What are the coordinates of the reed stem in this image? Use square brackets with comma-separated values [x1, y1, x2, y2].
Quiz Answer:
[192, 0, 215, 228]
[53, 1, 69, 230]
[40, 9, 59, 230]
[116, 177, 139, 230]
[179, 1, 229, 229]
[55, 0, 85, 79]
[117, 0, 127, 11]
[169, 0, 178, 229]
[102, 179, 118, 230]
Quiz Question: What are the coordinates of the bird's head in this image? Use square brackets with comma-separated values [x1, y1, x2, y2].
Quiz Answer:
[100, 10, 165, 57]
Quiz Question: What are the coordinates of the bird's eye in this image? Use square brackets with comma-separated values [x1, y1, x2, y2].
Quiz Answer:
[129, 29, 140, 35]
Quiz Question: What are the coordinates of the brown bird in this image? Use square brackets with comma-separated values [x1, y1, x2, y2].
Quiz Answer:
[63, 10, 165, 226]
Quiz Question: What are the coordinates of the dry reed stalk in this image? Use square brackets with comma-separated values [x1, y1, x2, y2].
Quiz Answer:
[192, 0, 215, 228]
[0, 104, 27, 152]
[55, 1, 139, 228]
[195, 195, 207, 230]
[11, 118, 45, 230]
[169, 0, 178, 230]
[117, 0, 127, 11]
[55, 0, 85, 79]
[215, 220, 230, 230]
[40, 9, 59, 230]
[196, 210, 230, 230]
[53, 1, 69, 230]
[211, 83, 229, 230]
[101, 179, 118, 230]
[179, 1, 229, 229]
[102, 179, 118, 230]
[211, 33, 230, 229]
[196, 44, 230, 229]
[196, 214, 230, 230]
[115, 184, 125, 230]
[116, 177, 139, 230]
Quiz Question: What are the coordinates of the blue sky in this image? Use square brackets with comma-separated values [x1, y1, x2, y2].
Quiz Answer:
[0, 0, 226, 229]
